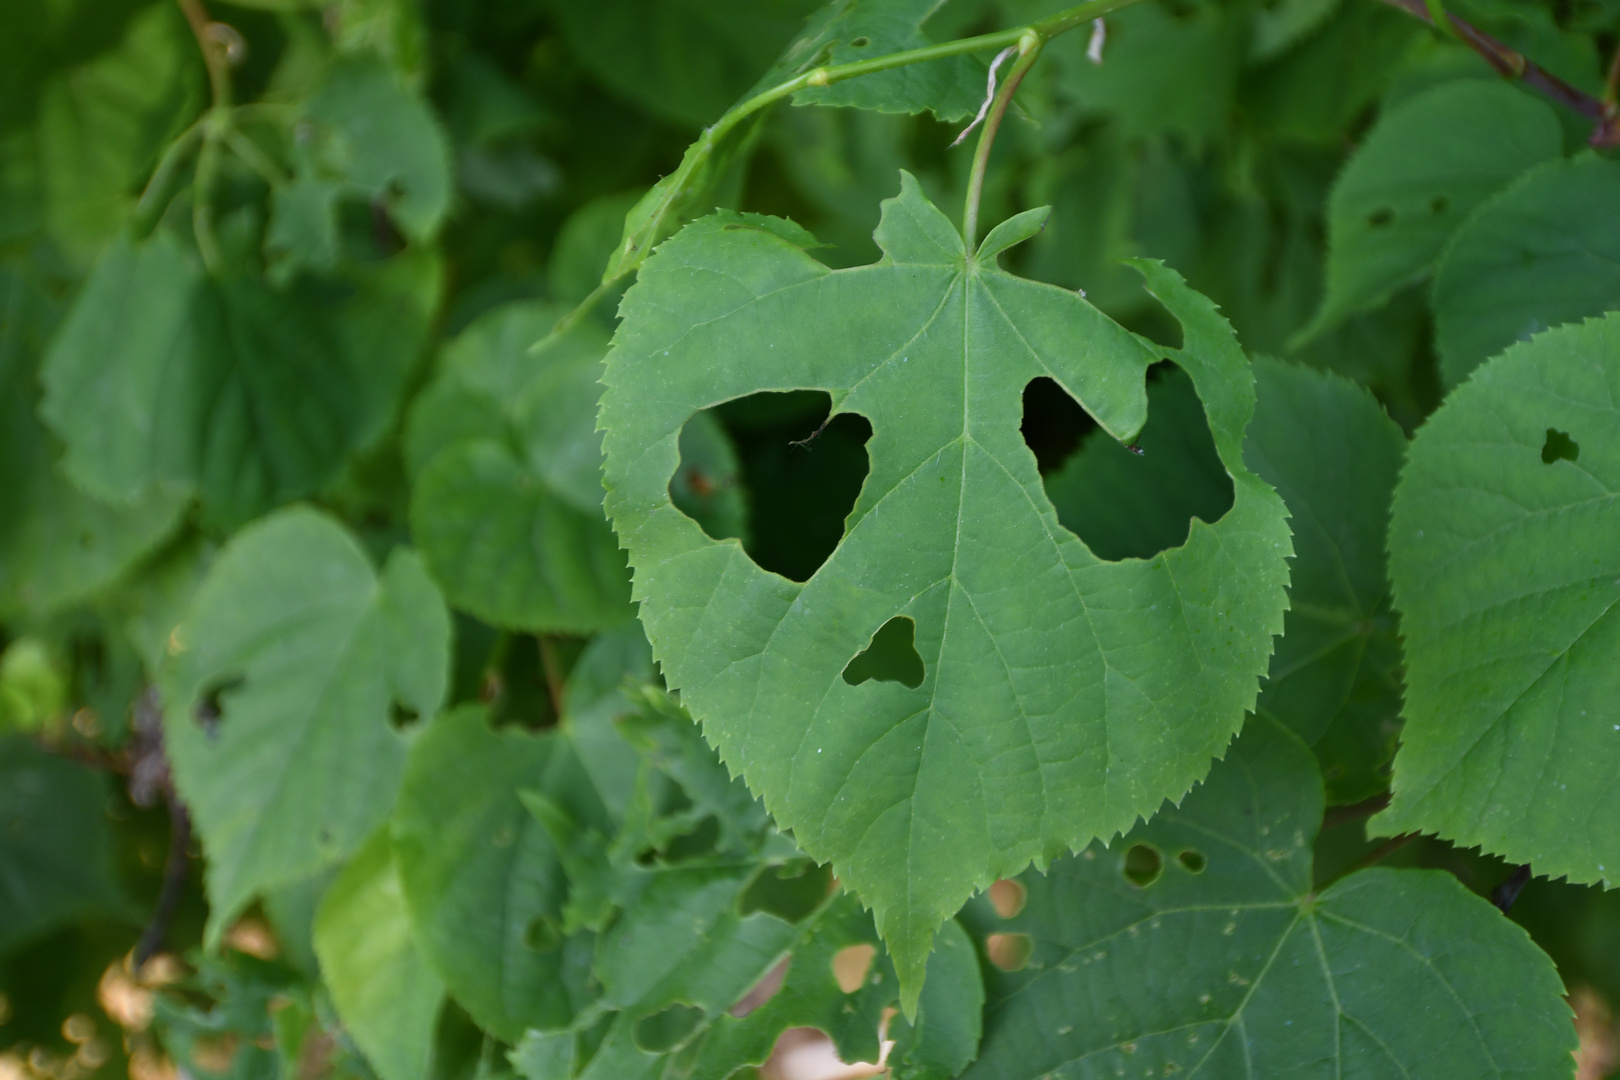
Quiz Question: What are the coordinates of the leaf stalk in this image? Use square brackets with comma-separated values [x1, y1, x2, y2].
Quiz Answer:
[963, 32, 1041, 250]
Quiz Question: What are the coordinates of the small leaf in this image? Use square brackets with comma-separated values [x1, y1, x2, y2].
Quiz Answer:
[0, 736, 129, 955]
[1245, 359, 1406, 803]
[1375, 312, 1620, 885]
[1433, 153, 1620, 386]
[599, 174, 1292, 1005]
[162, 507, 451, 936]
[1299, 80, 1562, 343]
[958, 717, 1576, 1079]
[406, 301, 633, 632]
[314, 830, 444, 1080]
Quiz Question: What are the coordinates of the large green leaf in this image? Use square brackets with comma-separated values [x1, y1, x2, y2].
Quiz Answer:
[392, 628, 655, 1041]
[547, 0, 821, 128]
[599, 174, 1292, 1003]
[40, 234, 442, 526]
[162, 507, 450, 936]
[1245, 360, 1406, 803]
[1374, 312, 1620, 885]
[1297, 80, 1561, 343]
[958, 716, 1575, 1079]
[0, 259, 184, 618]
[314, 830, 445, 1080]
[406, 301, 633, 632]
[1432, 154, 1620, 387]
[0, 736, 128, 955]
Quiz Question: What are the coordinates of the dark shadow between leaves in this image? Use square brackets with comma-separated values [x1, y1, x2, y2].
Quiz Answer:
[841, 616, 925, 689]
[1034, 362, 1234, 562]
[671, 391, 872, 582]
[633, 1003, 705, 1053]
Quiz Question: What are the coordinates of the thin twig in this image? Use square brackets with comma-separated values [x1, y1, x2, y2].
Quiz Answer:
[1605, 39, 1620, 107]
[537, 637, 567, 720]
[176, 0, 232, 109]
[1340, 832, 1420, 880]
[1491, 864, 1533, 914]
[134, 800, 191, 968]
[1374, 0, 1620, 146]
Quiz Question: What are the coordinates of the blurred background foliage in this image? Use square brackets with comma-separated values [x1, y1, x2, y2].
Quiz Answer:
[3, 0, 1620, 1076]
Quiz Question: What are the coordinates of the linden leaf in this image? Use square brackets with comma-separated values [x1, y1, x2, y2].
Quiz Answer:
[958, 716, 1575, 1079]
[162, 507, 451, 937]
[599, 173, 1292, 1006]
[1375, 312, 1620, 884]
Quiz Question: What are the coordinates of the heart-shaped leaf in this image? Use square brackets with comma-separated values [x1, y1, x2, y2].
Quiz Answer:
[599, 174, 1292, 1003]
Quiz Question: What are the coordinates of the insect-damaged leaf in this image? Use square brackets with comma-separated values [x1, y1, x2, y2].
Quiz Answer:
[599, 174, 1292, 1006]
[1375, 312, 1620, 886]
[957, 716, 1575, 1079]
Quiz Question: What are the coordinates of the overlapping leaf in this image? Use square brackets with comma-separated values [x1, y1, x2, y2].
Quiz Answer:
[314, 830, 445, 1080]
[959, 716, 1575, 1079]
[1298, 79, 1561, 343]
[599, 174, 1292, 1002]
[406, 301, 633, 633]
[1245, 360, 1406, 803]
[1433, 154, 1620, 386]
[162, 507, 450, 936]
[40, 233, 441, 526]
[0, 259, 184, 618]
[1375, 313, 1620, 884]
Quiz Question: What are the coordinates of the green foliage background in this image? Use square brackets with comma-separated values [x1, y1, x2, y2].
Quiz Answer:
[2, 0, 1618, 1076]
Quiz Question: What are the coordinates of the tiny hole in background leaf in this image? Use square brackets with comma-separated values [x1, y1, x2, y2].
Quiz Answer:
[523, 916, 560, 951]
[679, 391, 872, 581]
[388, 701, 420, 732]
[842, 617, 925, 689]
[989, 878, 1027, 918]
[1367, 207, 1395, 227]
[1177, 849, 1207, 874]
[1123, 843, 1163, 887]
[849, 35, 870, 47]
[194, 674, 245, 736]
[633, 1004, 705, 1053]
[833, 943, 875, 992]
[1429, 195, 1450, 215]
[1542, 428, 1580, 464]
[986, 933, 1033, 972]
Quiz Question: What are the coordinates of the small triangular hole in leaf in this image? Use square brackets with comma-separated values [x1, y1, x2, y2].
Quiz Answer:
[842, 616, 925, 689]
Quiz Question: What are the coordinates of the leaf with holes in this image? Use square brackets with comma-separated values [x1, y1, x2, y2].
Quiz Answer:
[1245, 360, 1406, 804]
[1433, 154, 1620, 387]
[314, 830, 444, 1080]
[1373, 313, 1620, 885]
[1296, 80, 1562, 344]
[391, 629, 653, 1041]
[162, 507, 450, 938]
[957, 715, 1575, 1079]
[599, 174, 1292, 1006]
[406, 301, 633, 633]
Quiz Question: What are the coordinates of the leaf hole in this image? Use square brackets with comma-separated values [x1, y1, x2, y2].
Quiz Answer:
[388, 701, 420, 733]
[986, 933, 1033, 972]
[1542, 428, 1579, 464]
[1429, 195, 1450, 215]
[988, 879, 1026, 918]
[632, 1004, 705, 1053]
[1038, 364, 1234, 561]
[672, 391, 871, 582]
[193, 675, 245, 737]
[739, 860, 834, 924]
[832, 943, 876, 992]
[523, 916, 561, 952]
[841, 617, 925, 689]
[1123, 843, 1163, 888]
[1366, 207, 1395, 227]
[1176, 849, 1207, 874]
[849, 35, 871, 47]
[1021, 377, 1099, 474]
